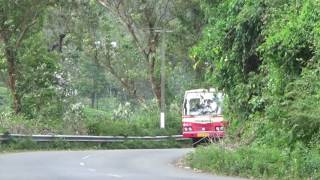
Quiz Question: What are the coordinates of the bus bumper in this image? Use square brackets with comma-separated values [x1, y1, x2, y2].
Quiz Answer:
[182, 131, 224, 139]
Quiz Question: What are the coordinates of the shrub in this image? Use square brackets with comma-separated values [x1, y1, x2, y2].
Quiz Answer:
[84, 100, 181, 136]
[62, 103, 87, 134]
[188, 144, 320, 179]
[0, 112, 63, 134]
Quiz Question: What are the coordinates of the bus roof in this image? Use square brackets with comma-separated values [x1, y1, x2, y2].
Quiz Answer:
[184, 88, 222, 100]
[184, 88, 217, 94]
[184, 88, 223, 99]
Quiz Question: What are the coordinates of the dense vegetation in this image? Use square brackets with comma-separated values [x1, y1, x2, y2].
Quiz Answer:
[0, 0, 203, 136]
[1, 0, 320, 178]
[189, 0, 320, 179]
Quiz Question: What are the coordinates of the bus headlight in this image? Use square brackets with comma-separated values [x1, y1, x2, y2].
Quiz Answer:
[188, 127, 192, 131]
[215, 126, 224, 131]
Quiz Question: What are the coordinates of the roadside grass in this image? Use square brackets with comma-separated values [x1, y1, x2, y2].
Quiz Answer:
[0, 113, 63, 134]
[0, 101, 186, 152]
[0, 106, 182, 136]
[187, 144, 320, 180]
[84, 107, 181, 136]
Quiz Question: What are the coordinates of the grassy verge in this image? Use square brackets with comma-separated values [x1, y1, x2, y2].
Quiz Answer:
[0, 101, 186, 152]
[0, 138, 192, 153]
[0, 106, 182, 136]
[187, 144, 320, 179]
[84, 107, 181, 136]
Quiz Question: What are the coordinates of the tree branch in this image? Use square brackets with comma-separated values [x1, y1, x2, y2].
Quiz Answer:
[15, 13, 38, 48]
[157, 0, 170, 27]
[103, 47, 145, 103]
[97, 0, 149, 61]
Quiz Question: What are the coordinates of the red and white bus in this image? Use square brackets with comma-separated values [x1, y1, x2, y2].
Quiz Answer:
[182, 88, 226, 143]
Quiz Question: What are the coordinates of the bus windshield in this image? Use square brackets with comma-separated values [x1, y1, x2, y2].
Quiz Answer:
[183, 89, 223, 116]
[187, 96, 222, 116]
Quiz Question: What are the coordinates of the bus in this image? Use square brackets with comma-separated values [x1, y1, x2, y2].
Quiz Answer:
[182, 88, 226, 144]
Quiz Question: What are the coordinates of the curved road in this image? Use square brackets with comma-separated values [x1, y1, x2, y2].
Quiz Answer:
[0, 149, 243, 180]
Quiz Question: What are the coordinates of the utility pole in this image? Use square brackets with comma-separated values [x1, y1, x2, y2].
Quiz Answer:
[155, 29, 172, 129]
[160, 32, 166, 129]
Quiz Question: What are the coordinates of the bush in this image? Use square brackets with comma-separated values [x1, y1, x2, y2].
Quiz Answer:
[84, 100, 181, 136]
[188, 144, 320, 179]
[62, 103, 87, 134]
[0, 112, 62, 134]
[0, 100, 182, 137]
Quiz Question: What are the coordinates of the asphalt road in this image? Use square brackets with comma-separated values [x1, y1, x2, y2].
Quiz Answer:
[0, 148, 243, 180]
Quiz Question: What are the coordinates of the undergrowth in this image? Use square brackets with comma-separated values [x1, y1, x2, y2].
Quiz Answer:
[188, 144, 320, 179]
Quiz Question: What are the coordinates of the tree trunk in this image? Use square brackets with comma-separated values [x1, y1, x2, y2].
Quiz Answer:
[148, 55, 161, 107]
[150, 76, 161, 107]
[5, 47, 21, 114]
[91, 92, 96, 109]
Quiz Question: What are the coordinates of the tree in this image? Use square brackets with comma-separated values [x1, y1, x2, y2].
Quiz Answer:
[17, 33, 60, 118]
[97, 0, 175, 107]
[0, 0, 50, 113]
[192, 0, 320, 145]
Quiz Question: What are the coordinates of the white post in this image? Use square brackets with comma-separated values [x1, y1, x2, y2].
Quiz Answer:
[160, 112, 165, 129]
[160, 32, 166, 129]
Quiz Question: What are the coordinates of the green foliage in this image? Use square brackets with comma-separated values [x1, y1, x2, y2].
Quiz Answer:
[188, 144, 320, 179]
[192, 0, 320, 144]
[188, 0, 320, 178]
[278, 65, 320, 145]
[84, 100, 181, 136]
[1, 0, 202, 137]
[0, 112, 63, 134]
[0, 86, 10, 112]
[0, 0, 48, 45]
[0, 99, 181, 137]
[62, 103, 87, 134]
[191, 0, 266, 122]
[112, 102, 133, 121]
[17, 32, 62, 119]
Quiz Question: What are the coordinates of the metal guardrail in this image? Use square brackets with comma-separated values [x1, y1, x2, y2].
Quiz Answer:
[0, 134, 188, 143]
